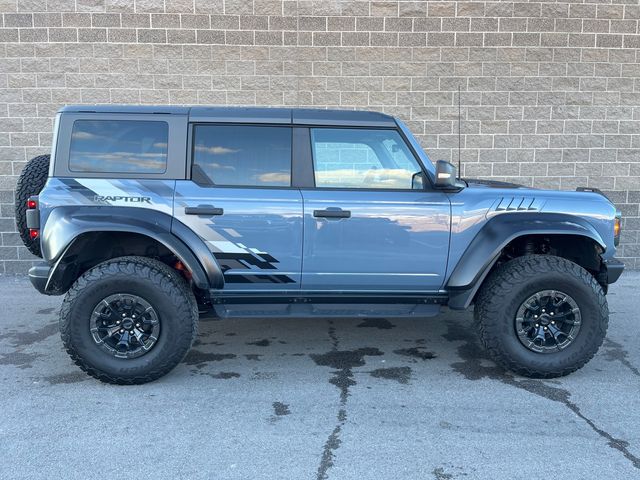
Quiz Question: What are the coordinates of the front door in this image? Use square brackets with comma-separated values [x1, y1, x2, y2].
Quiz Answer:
[301, 127, 450, 292]
[174, 124, 303, 290]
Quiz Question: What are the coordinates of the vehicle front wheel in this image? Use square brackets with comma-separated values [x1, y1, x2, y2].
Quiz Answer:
[474, 254, 608, 378]
[60, 256, 198, 384]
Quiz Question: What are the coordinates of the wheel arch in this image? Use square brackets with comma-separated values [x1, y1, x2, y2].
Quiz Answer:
[447, 212, 606, 310]
[41, 206, 224, 294]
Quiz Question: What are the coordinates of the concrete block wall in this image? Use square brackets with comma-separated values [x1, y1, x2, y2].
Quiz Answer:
[0, 0, 638, 272]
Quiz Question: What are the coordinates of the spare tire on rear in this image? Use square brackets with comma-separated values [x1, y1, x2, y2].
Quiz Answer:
[15, 154, 50, 258]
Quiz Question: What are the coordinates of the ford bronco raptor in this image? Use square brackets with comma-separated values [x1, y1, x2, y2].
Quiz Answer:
[17, 105, 624, 384]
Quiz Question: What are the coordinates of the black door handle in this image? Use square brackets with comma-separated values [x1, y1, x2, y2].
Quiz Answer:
[185, 205, 224, 216]
[313, 208, 351, 219]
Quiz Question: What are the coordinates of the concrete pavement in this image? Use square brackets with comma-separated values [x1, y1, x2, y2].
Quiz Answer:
[1, 272, 639, 480]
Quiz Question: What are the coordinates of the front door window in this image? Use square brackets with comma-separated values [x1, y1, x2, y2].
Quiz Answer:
[310, 128, 423, 189]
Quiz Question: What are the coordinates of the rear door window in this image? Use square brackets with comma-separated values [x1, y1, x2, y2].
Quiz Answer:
[192, 125, 292, 187]
[69, 120, 168, 174]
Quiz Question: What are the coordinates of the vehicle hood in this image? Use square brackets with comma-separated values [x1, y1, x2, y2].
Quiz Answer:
[463, 178, 528, 189]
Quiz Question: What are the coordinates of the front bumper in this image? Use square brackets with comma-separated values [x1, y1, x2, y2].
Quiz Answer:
[28, 263, 51, 294]
[605, 258, 624, 284]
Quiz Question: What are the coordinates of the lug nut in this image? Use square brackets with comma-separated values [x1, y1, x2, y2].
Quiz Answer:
[534, 315, 538, 318]
[135, 323, 140, 328]
[120, 329, 124, 333]
[542, 309, 546, 313]
[551, 321, 555, 325]
[543, 327, 548, 331]
[132, 314, 136, 318]
[535, 324, 539, 327]
[122, 313, 126, 317]
[116, 320, 120, 325]
[129, 330, 134, 334]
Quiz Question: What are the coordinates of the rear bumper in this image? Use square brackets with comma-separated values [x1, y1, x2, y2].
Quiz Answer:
[605, 258, 624, 284]
[28, 263, 51, 294]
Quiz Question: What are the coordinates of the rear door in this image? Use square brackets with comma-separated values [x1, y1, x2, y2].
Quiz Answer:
[174, 123, 303, 290]
[301, 127, 451, 292]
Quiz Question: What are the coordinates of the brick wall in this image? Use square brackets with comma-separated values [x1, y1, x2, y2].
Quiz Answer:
[0, 0, 639, 272]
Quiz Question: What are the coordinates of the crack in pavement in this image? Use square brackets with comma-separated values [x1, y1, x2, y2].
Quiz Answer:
[444, 320, 640, 470]
[310, 320, 382, 480]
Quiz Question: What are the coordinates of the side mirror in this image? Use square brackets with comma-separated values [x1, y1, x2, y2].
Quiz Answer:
[434, 160, 458, 189]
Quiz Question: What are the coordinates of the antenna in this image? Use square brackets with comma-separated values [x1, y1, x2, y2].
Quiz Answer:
[458, 84, 462, 178]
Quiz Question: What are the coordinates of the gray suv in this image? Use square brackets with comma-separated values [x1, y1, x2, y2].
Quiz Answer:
[15, 105, 624, 384]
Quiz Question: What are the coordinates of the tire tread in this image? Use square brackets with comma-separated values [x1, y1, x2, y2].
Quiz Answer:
[474, 254, 608, 378]
[60, 256, 198, 385]
[15, 154, 50, 257]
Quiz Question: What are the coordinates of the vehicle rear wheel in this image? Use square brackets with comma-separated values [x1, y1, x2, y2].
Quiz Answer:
[474, 254, 608, 378]
[15, 154, 50, 257]
[60, 256, 198, 384]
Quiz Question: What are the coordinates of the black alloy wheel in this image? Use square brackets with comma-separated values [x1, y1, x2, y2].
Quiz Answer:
[90, 293, 161, 359]
[514, 289, 582, 353]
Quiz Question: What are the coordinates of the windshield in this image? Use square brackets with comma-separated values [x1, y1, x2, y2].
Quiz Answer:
[395, 118, 436, 178]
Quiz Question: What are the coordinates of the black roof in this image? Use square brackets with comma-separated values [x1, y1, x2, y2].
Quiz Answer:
[59, 104, 191, 115]
[58, 105, 397, 127]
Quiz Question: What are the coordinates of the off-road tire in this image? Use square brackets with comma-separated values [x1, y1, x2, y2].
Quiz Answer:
[474, 255, 608, 378]
[15, 154, 50, 257]
[60, 256, 198, 385]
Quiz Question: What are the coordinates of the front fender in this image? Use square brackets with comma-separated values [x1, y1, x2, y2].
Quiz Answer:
[446, 212, 606, 310]
[41, 206, 224, 290]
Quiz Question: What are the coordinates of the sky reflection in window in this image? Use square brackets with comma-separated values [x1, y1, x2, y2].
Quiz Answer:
[69, 120, 168, 174]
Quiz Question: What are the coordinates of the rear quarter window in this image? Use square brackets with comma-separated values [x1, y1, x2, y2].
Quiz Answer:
[69, 120, 168, 174]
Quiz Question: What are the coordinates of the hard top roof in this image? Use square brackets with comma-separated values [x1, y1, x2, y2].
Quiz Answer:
[58, 105, 397, 127]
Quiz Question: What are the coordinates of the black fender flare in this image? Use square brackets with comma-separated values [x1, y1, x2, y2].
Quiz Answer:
[446, 212, 606, 310]
[41, 206, 224, 291]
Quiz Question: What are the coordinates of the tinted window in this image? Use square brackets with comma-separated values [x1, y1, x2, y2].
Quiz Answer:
[311, 128, 422, 189]
[192, 125, 291, 187]
[69, 120, 168, 173]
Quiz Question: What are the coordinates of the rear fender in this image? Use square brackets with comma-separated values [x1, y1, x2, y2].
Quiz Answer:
[41, 206, 224, 292]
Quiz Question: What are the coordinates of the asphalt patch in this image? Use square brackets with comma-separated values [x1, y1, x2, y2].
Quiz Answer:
[356, 318, 395, 329]
[252, 371, 278, 380]
[208, 372, 240, 379]
[310, 347, 383, 402]
[0, 322, 58, 347]
[272, 402, 290, 416]
[182, 350, 236, 366]
[394, 347, 437, 361]
[432, 467, 453, 480]
[0, 352, 42, 369]
[370, 366, 412, 384]
[44, 371, 88, 385]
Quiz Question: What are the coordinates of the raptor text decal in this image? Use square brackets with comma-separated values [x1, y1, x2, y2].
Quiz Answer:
[94, 195, 151, 204]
